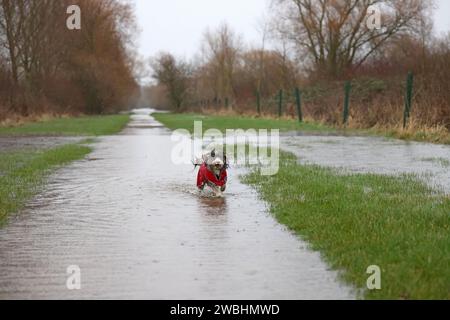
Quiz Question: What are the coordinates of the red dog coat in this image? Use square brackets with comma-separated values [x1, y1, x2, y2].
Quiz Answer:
[197, 163, 227, 189]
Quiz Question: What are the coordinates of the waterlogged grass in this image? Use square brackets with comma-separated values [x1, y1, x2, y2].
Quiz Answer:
[0, 144, 91, 226]
[421, 157, 450, 167]
[153, 113, 332, 134]
[242, 152, 450, 300]
[0, 114, 123, 225]
[366, 127, 450, 145]
[0, 114, 130, 136]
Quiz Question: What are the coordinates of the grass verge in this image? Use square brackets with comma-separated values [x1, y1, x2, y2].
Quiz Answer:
[152, 112, 333, 133]
[378, 127, 450, 145]
[242, 151, 450, 299]
[0, 114, 130, 136]
[154, 111, 450, 145]
[0, 144, 92, 226]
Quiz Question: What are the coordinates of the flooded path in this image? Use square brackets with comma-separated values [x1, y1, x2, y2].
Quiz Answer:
[0, 110, 353, 300]
[281, 135, 450, 194]
[0, 136, 84, 152]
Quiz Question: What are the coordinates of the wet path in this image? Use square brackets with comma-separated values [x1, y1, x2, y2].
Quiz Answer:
[281, 135, 450, 193]
[0, 110, 353, 300]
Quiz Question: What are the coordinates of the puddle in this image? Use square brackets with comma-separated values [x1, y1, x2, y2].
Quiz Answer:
[281, 135, 450, 193]
[0, 109, 354, 300]
[0, 136, 85, 153]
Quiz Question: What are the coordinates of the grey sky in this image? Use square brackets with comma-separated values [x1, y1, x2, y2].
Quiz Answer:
[134, 0, 450, 59]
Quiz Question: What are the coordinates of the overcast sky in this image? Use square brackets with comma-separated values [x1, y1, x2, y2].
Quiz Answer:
[134, 0, 450, 59]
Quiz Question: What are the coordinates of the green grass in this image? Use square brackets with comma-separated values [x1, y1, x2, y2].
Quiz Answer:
[242, 152, 450, 300]
[0, 144, 92, 226]
[153, 112, 333, 133]
[0, 114, 130, 136]
[154, 112, 450, 145]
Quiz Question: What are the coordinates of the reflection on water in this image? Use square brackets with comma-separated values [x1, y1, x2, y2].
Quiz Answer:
[197, 196, 228, 216]
[0, 109, 354, 300]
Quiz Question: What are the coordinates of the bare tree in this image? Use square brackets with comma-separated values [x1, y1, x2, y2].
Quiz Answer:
[241, 47, 299, 97]
[0, 0, 22, 86]
[0, 0, 138, 116]
[151, 53, 190, 111]
[201, 23, 242, 107]
[272, 0, 432, 77]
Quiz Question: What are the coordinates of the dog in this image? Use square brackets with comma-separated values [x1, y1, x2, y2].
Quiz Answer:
[194, 149, 228, 196]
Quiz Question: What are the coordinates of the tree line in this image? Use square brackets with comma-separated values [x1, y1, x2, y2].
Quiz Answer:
[0, 0, 138, 120]
[148, 0, 450, 130]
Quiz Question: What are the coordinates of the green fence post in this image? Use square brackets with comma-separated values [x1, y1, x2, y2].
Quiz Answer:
[278, 89, 283, 118]
[343, 81, 351, 126]
[403, 72, 414, 129]
[256, 91, 261, 115]
[295, 87, 303, 123]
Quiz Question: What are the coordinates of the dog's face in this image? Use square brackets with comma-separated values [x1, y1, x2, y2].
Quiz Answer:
[204, 149, 227, 173]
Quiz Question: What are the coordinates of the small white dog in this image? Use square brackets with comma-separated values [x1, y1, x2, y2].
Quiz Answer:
[194, 149, 228, 197]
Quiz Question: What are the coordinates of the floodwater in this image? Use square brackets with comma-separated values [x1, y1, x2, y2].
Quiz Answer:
[281, 134, 450, 194]
[0, 109, 354, 300]
[0, 136, 84, 152]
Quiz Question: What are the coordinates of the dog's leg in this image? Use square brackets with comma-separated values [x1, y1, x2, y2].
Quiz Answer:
[213, 187, 223, 198]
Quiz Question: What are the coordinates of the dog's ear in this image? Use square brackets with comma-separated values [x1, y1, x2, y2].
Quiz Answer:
[224, 154, 229, 169]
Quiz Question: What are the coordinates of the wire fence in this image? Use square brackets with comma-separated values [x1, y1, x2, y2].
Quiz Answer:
[191, 71, 416, 129]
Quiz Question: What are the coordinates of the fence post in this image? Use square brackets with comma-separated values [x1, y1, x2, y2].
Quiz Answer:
[403, 72, 414, 129]
[278, 89, 283, 118]
[343, 81, 351, 126]
[256, 90, 261, 115]
[225, 97, 229, 109]
[295, 87, 303, 123]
